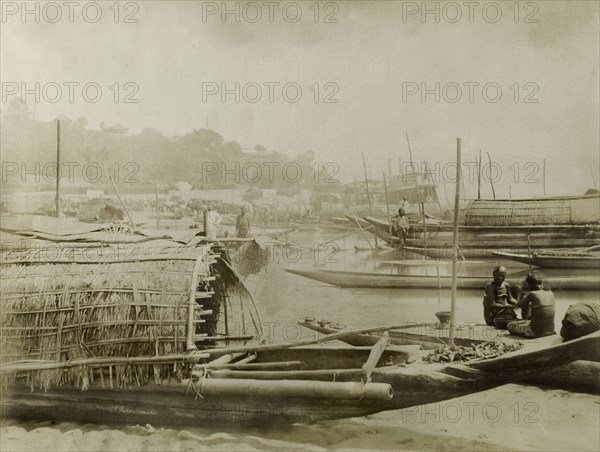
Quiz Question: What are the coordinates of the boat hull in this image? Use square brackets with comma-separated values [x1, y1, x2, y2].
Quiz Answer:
[285, 268, 600, 291]
[299, 322, 600, 394]
[493, 251, 600, 269]
[3, 333, 598, 426]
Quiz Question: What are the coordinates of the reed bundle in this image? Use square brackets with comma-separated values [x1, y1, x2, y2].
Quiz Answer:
[0, 243, 262, 391]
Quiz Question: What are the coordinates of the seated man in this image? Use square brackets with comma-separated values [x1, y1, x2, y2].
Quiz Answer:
[507, 271, 556, 338]
[483, 265, 518, 328]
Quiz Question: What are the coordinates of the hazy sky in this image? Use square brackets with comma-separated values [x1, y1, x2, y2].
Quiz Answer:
[2, 1, 599, 198]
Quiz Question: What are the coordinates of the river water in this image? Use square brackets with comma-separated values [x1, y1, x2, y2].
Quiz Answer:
[2, 228, 599, 451]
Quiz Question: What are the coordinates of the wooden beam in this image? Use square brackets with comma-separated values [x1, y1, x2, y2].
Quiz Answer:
[361, 332, 389, 382]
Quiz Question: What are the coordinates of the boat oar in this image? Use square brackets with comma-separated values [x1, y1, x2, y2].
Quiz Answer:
[206, 322, 431, 357]
[361, 332, 389, 383]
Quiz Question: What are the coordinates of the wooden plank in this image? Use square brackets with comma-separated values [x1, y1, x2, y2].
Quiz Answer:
[361, 332, 389, 382]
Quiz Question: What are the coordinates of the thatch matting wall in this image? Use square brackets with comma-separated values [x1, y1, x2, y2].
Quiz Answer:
[0, 243, 262, 390]
[463, 195, 600, 226]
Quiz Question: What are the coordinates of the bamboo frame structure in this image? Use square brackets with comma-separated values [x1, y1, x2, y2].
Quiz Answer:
[0, 242, 262, 389]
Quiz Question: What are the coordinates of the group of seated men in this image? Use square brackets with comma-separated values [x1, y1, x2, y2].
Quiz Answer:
[483, 266, 556, 338]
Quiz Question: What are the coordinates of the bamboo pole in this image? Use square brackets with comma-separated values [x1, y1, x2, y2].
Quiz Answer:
[442, 178, 450, 205]
[110, 175, 137, 228]
[0, 353, 210, 375]
[154, 179, 160, 229]
[207, 322, 432, 357]
[426, 160, 444, 218]
[422, 201, 427, 263]
[383, 173, 392, 235]
[361, 153, 378, 248]
[449, 138, 462, 346]
[527, 234, 532, 270]
[486, 151, 496, 200]
[543, 159, 547, 196]
[477, 150, 482, 200]
[339, 193, 374, 251]
[405, 132, 424, 216]
[55, 120, 61, 217]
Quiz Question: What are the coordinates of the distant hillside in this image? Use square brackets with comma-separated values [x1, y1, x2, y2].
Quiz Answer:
[1, 111, 316, 190]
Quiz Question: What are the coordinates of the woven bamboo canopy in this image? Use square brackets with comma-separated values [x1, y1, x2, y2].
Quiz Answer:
[0, 241, 262, 390]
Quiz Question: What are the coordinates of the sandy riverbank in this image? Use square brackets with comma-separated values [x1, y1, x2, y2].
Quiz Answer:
[2, 383, 598, 451]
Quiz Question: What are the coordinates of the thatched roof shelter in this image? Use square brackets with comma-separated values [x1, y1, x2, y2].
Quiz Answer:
[0, 242, 262, 390]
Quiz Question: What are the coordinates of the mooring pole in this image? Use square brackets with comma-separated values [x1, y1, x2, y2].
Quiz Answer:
[449, 138, 462, 346]
[55, 120, 61, 217]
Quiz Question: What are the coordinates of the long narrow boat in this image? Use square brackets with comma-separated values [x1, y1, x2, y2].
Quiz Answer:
[493, 250, 600, 269]
[404, 245, 600, 261]
[363, 216, 600, 254]
[299, 320, 600, 394]
[2, 240, 599, 426]
[285, 267, 600, 291]
[364, 215, 600, 237]
[2, 326, 598, 426]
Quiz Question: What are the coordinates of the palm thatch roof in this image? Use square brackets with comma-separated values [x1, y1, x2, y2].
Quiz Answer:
[0, 242, 262, 390]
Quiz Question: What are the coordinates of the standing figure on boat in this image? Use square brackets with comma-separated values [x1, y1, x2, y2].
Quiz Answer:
[205, 205, 223, 239]
[483, 265, 518, 328]
[236, 206, 251, 238]
[392, 208, 409, 255]
[507, 271, 556, 338]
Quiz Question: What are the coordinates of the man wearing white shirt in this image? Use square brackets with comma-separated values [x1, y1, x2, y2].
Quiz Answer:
[205, 205, 223, 239]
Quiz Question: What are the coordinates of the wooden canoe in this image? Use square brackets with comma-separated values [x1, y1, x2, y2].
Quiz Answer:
[364, 215, 600, 237]
[284, 267, 600, 291]
[363, 216, 600, 251]
[493, 251, 600, 269]
[404, 245, 600, 261]
[3, 331, 598, 426]
[299, 320, 600, 394]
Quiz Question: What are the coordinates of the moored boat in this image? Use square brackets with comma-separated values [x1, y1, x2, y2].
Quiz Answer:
[493, 249, 600, 269]
[2, 241, 599, 427]
[284, 267, 600, 291]
[3, 322, 598, 426]
[299, 319, 600, 394]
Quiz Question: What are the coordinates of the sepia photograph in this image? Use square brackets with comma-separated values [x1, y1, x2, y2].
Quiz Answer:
[1, 1, 599, 451]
